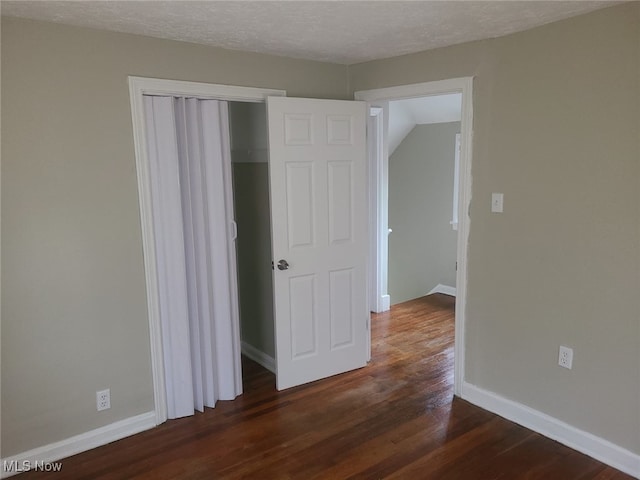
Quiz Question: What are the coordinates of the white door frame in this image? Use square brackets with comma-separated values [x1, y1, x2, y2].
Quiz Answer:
[128, 76, 285, 424]
[367, 107, 389, 314]
[355, 77, 473, 396]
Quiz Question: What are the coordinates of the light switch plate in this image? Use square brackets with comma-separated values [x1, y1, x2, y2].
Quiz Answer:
[491, 193, 504, 213]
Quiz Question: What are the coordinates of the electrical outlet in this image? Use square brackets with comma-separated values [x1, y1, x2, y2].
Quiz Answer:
[96, 389, 111, 411]
[558, 346, 573, 369]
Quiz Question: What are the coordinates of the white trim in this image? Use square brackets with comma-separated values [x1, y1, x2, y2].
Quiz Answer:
[427, 284, 457, 297]
[461, 383, 640, 478]
[355, 77, 473, 397]
[451, 133, 461, 229]
[367, 106, 389, 314]
[128, 76, 286, 425]
[381, 294, 391, 311]
[241, 341, 276, 374]
[128, 77, 284, 103]
[1, 412, 156, 478]
[355, 78, 470, 102]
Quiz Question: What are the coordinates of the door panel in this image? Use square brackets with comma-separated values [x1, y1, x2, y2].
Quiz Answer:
[329, 268, 355, 349]
[286, 163, 315, 248]
[289, 274, 317, 358]
[328, 161, 353, 244]
[267, 96, 369, 390]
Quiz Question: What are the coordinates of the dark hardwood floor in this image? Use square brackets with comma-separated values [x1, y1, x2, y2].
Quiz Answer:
[19, 294, 632, 479]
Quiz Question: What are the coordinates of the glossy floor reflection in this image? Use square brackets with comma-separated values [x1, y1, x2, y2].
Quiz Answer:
[18, 294, 632, 479]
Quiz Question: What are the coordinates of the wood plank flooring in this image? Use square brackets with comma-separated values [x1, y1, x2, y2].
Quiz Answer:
[17, 294, 632, 479]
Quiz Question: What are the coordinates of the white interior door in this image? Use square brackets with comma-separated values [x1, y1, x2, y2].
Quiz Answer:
[267, 96, 369, 390]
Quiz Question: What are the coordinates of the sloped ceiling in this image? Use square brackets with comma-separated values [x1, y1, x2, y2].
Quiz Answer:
[389, 94, 462, 155]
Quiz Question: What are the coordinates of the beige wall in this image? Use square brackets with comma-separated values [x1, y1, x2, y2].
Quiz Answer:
[352, 3, 640, 454]
[3, 2, 639, 462]
[1, 17, 348, 456]
[389, 122, 459, 304]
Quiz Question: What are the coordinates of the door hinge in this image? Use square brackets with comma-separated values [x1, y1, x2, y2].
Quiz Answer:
[366, 316, 370, 330]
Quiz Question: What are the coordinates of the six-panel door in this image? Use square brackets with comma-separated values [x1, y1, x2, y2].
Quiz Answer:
[267, 96, 369, 390]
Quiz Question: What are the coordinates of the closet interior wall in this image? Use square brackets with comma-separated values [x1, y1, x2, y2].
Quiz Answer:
[229, 102, 276, 364]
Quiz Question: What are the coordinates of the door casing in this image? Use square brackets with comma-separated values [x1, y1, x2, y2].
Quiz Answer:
[128, 76, 285, 425]
[129, 75, 473, 423]
[355, 77, 474, 396]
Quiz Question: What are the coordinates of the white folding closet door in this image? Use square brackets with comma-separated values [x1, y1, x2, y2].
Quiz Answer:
[143, 95, 240, 419]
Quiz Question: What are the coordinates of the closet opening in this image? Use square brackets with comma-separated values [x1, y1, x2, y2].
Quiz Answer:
[131, 77, 370, 421]
[228, 102, 276, 386]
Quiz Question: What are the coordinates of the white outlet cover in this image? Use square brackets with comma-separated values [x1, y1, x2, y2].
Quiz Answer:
[558, 346, 573, 369]
[96, 389, 111, 411]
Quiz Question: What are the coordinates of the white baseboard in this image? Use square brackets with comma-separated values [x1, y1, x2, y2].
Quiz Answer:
[381, 295, 390, 312]
[241, 341, 276, 373]
[428, 284, 457, 297]
[370, 295, 390, 313]
[1, 411, 156, 478]
[461, 382, 640, 479]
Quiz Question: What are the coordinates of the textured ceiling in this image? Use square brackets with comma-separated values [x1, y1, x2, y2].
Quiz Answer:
[1, 1, 616, 65]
